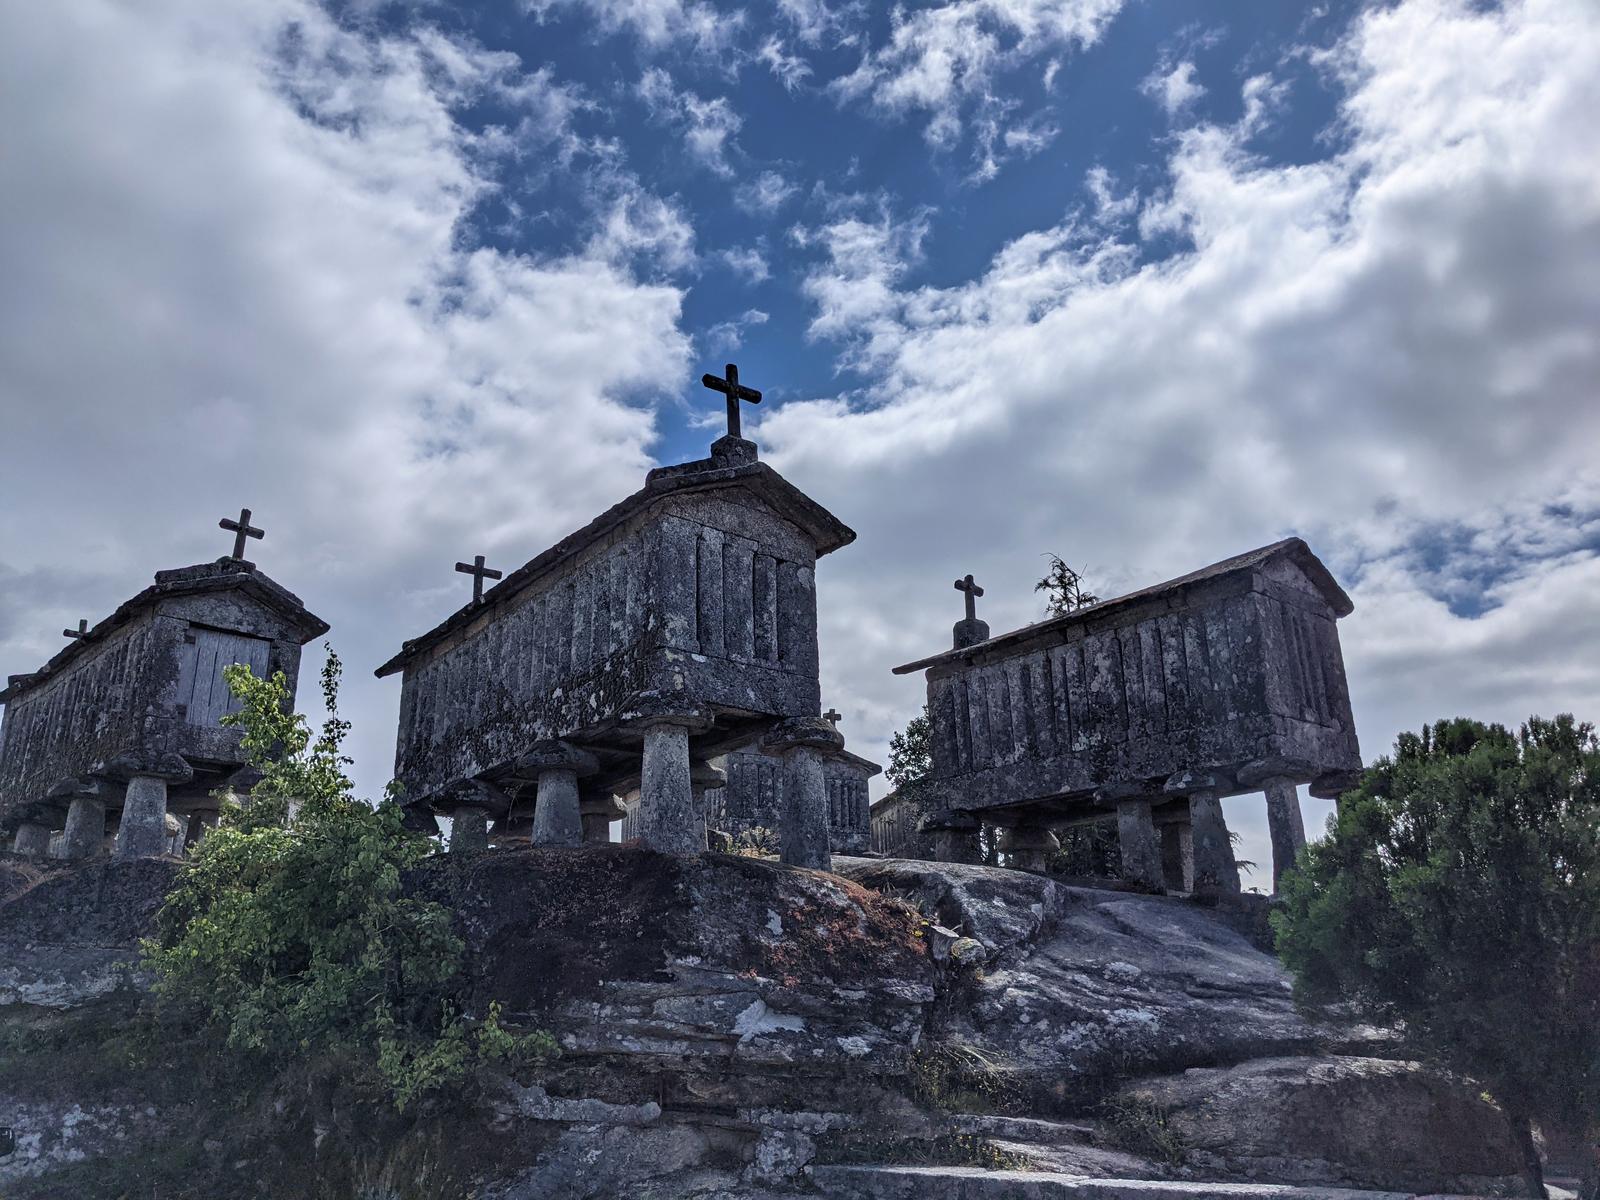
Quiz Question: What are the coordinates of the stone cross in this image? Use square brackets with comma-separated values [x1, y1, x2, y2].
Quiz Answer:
[220, 508, 265, 560]
[954, 574, 984, 622]
[701, 362, 762, 439]
[63, 619, 89, 640]
[823, 708, 842, 728]
[455, 554, 502, 605]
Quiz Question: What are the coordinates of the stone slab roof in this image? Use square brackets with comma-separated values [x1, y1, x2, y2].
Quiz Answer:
[375, 438, 855, 679]
[0, 558, 329, 704]
[891, 537, 1352, 677]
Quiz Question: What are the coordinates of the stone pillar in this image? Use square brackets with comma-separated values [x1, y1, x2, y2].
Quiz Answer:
[92, 751, 193, 861]
[916, 810, 982, 864]
[116, 775, 172, 860]
[579, 784, 623, 845]
[760, 717, 845, 871]
[12, 821, 52, 856]
[1262, 778, 1307, 890]
[1165, 771, 1240, 896]
[688, 759, 727, 853]
[640, 721, 701, 854]
[512, 744, 596, 849]
[998, 823, 1059, 873]
[451, 806, 490, 855]
[1115, 797, 1165, 890]
[1159, 820, 1194, 892]
[60, 794, 108, 860]
[1187, 790, 1241, 896]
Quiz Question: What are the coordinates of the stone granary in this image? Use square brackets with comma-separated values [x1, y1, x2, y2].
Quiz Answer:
[699, 721, 881, 855]
[375, 364, 855, 870]
[0, 511, 328, 860]
[891, 538, 1362, 893]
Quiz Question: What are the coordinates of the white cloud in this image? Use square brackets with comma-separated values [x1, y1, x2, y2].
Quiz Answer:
[765, 0, 1600, 884]
[718, 244, 773, 283]
[704, 308, 771, 354]
[759, 37, 814, 91]
[736, 169, 800, 215]
[637, 67, 744, 177]
[830, 0, 1125, 152]
[522, 0, 737, 51]
[1141, 59, 1206, 118]
[0, 0, 692, 789]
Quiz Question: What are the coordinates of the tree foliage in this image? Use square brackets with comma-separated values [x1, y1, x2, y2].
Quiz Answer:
[143, 648, 554, 1111]
[1272, 715, 1600, 1193]
[1036, 555, 1100, 617]
[887, 706, 933, 799]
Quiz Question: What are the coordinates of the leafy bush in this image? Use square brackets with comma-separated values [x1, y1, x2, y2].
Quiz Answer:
[1273, 715, 1600, 1196]
[143, 648, 555, 1110]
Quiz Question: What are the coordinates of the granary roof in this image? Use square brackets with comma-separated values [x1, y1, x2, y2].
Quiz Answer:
[0, 558, 330, 704]
[375, 437, 856, 678]
[891, 537, 1352, 677]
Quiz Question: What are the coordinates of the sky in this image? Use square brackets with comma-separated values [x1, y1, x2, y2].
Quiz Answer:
[2, 0, 1598, 887]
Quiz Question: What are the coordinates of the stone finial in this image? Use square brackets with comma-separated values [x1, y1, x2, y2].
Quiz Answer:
[701, 362, 762, 440]
[951, 573, 991, 650]
[455, 554, 502, 606]
[63, 619, 89, 641]
[219, 507, 265, 561]
[823, 707, 842, 728]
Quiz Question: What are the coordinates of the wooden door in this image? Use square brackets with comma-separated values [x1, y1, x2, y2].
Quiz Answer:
[179, 629, 273, 727]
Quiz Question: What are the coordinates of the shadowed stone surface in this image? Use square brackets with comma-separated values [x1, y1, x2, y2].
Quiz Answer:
[0, 854, 1534, 1198]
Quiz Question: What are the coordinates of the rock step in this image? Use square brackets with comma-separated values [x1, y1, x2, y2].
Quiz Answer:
[807, 1165, 1476, 1200]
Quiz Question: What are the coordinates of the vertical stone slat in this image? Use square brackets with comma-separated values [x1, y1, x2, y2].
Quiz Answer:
[697, 529, 725, 658]
[723, 538, 755, 662]
[752, 553, 778, 663]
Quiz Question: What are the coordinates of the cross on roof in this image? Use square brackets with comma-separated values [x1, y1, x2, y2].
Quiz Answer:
[63, 619, 89, 640]
[954, 574, 985, 622]
[823, 707, 842, 728]
[701, 362, 762, 440]
[455, 554, 502, 605]
[220, 508, 265, 560]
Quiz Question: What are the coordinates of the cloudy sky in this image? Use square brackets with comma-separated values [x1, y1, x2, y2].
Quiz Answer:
[3, 0, 1597, 885]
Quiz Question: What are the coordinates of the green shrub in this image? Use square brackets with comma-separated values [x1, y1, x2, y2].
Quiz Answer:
[143, 648, 555, 1110]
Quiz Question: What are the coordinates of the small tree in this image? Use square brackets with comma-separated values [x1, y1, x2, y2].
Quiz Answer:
[887, 706, 933, 799]
[1273, 715, 1600, 1197]
[144, 647, 553, 1111]
[1036, 555, 1099, 617]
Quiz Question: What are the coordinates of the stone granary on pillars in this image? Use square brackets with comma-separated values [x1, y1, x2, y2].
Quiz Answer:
[0, 510, 329, 860]
[374, 364, 855, 869]
[890, 539, 1362, 893]
[698, 709, 881, 855]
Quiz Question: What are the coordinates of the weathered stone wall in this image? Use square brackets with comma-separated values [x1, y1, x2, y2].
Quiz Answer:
[0, 566, 320, 828]
[921, 566, 1358, 813]
[391, 492, 823, 803]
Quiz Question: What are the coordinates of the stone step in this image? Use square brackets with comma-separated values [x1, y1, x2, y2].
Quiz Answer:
[807, 1164, 1476, 1200]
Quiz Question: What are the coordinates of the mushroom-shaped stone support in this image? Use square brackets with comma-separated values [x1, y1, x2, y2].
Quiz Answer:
[759, 716, 845, 871]
[515, 741, 599, 849]
[1093, 782, 1166, 891]
[579, 783, 627, 845]
[997, 823, 1059, 873]
[626, 705, 715, 856]
[48, 777, 115, 861]
[432, 778, 513, 856]
[1163, 770, 1241, 896]
[8, 797, 64, 857]
[92, 750, 194, 861]
[1237, 757, 1315, 891]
